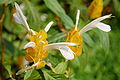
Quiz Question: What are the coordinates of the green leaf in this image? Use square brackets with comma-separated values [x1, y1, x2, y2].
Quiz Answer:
[54, 62, 67, 74]
[44, 0, 74, 28]
[0, 0, 16, 4]
[42, 69, 56, 80]
[4, 64, 16, 80]
[24, 68, 41, 80]
[94, 30, 109, 54]
[59, 13, 74, 28]
[4, 64, 11, 75]
[25, 0, 40, 23]
[48, 32, 66, 43]
[83, 33, 94, 47]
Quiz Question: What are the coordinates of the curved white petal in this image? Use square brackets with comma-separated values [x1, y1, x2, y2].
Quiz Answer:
[95, 22, 111, 32]
[44, 42, 78, 50]
[44, 21, 54, 32]
[14, 2, 31, 33]
[59, 46, 74, 60]
[91, 14, 112, 23]
[13, 13, 25, 24]
[24, 42, 36, 49]
[79, 14, 112, 34]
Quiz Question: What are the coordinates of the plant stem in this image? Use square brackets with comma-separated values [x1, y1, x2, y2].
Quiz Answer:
[0, 3, 8, 80]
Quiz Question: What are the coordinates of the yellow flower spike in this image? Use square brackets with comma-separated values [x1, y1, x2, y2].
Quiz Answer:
[88, 0, 103, 19]
[26, 30, 48, 69]
[66, 10, 112, 57]
[66, 28, 82, 56]
[66, 10, 83, 56]
[14, 3, 79, 75]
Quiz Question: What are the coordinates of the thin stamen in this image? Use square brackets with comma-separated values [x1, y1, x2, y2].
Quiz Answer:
[75, 10, 80, 30]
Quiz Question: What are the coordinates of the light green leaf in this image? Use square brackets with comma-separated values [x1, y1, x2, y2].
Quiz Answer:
[25, 0, 40, 23]
[98, 30, 109, 54]
[94, 30, 109, 54]
[4, 64, 16, 80]
[59, 13, 74, 28]
[4, 64, 11, 75]
[44, 0, 74, 28]
[54, 62, 67, 74]
[24, 68, 41, 80]
[42, 69, 56, 80]
[0, 0, 16, 4]
[44, 0, 65, 15]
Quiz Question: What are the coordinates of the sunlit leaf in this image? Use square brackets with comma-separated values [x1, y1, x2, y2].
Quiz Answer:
[42, 69, 56, 80]
[4, 64, 16, 80]
[24, 68, 41, 80]
[0, 0, 17, 4]
[44, 0, 74, 28]
[54, 62, 67, 74]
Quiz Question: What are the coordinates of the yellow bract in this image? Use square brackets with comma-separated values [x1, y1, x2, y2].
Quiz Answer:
[66, 27, 82, 56]
[88, 0, 103, 19]
[18, 56, 26, 68]
[35, 61, 46, 69]
[25, 30, 48, 69]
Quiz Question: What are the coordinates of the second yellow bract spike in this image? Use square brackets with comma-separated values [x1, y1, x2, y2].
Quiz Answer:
[88, 0, 103, 19]
[66, 27, 82, 56]
[25, 30, 48, 69]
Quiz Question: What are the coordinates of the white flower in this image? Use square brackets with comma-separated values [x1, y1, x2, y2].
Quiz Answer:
[14, 3, 78, 60]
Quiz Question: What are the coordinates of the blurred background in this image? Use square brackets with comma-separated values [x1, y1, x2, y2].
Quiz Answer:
[0, 0, 120, 80]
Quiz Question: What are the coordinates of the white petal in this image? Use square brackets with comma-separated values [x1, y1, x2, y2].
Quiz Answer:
[30, 29, 36, 35]
[23, 42, 36, 49]
[79, 14, 112, 34]
[59, 46, 74, 60]
[44, 42, 78, 50]
[24, 59, 29, 66]
[14, 2, 31, 32]
[95, 22, 111, 32]
[92, 14, 112, 22]
[44, 21, 54, 32]
[13, 13, 23, 24]
[75, 10, 80, 27]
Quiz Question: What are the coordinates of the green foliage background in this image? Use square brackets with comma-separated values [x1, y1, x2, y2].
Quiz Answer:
[0, 0, 120, 80]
